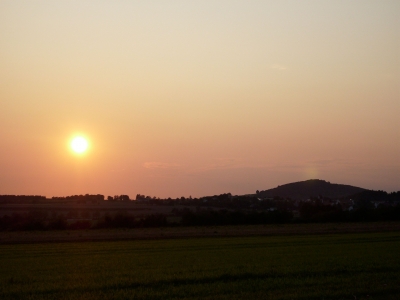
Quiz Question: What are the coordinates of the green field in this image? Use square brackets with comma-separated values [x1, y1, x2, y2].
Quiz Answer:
[0, 232, 399, 300]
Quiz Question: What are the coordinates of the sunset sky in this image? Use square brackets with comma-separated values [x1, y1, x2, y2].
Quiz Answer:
[1, 1, 399, 198]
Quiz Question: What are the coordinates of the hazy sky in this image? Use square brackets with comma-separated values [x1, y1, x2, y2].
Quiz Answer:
[1, 1, 399, 198]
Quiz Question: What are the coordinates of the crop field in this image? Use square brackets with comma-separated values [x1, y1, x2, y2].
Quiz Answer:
[0, 232, 399, 300]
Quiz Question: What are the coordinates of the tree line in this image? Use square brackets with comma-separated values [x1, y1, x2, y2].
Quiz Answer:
[0, 204, 399, 231]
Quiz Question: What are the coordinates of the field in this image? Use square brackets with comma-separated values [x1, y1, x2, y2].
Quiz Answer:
[0, 231, 399, 300]
[2, 222, 400, 244]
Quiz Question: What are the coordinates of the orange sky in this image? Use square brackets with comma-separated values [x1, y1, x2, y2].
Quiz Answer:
[1, 1, 399, 198]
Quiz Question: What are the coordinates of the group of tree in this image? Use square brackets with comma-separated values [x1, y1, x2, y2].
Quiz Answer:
[106, 195, 130, 201]
[96, 213, 167, 228]
[52, 194, 105, 203]
[179, 209, 293, 226]
[0, 200, 398, 231]
[343, 190, 400, 202]
[0, 212, 167, 231]
[0, 212, 69, 231]
[0, 195, 46, 203]
[299, 201, 400, 223]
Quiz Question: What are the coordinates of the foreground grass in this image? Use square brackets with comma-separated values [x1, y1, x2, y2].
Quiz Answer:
[0, 232, 399, 299]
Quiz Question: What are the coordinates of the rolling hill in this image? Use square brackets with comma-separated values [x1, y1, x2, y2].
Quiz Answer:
[257, 179, 368, 200]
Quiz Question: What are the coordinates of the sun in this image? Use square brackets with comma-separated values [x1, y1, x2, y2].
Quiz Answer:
[70, 136, 89, 154]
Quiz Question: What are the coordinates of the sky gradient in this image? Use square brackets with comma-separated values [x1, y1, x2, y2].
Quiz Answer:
[1, 1, 399, 198]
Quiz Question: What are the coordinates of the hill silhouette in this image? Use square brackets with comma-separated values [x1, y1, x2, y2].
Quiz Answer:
[257, 179, 367, 200]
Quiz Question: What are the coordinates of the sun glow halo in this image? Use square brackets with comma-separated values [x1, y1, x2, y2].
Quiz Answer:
[70, 136, 89, 154]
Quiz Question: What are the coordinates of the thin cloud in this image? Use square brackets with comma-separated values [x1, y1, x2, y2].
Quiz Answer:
[190, 158, 246, 173]
[143, 162, 181, 170]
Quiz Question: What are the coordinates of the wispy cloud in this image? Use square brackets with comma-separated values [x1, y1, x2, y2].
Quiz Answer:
[189, 158, 249, 174]
[143, 162, 181, 170]
[198, 158, 236, 171]
[271, 64, 287, 70]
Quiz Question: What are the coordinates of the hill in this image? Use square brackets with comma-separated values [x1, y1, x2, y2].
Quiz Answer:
[257, 179, 367, 200]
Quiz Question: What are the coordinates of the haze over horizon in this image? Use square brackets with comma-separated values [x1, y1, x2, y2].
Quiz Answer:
[1, 1, 399, 198]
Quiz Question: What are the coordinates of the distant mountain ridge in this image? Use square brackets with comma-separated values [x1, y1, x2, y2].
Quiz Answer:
[257, 179, 368, 200]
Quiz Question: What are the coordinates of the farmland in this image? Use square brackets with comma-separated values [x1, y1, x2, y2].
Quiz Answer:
[1, 231, 400, 299]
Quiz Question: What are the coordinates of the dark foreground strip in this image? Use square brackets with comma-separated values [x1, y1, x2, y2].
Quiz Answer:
[0, 222, 400, 245]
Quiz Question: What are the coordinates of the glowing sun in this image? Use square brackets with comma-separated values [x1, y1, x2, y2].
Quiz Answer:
[70, 136, 89, 154]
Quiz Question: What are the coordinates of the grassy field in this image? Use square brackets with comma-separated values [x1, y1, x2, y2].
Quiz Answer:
[0, 232, 399, 300]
